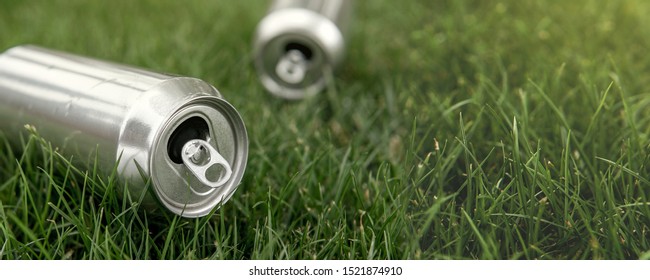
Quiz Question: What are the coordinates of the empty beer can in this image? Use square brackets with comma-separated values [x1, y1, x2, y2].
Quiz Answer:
[253, 0, 352, 99]
[0, 45, 248, 218]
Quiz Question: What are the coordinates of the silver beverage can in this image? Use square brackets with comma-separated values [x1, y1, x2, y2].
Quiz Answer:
[253, 0, 352, 99]
[0, 45, 248, 218]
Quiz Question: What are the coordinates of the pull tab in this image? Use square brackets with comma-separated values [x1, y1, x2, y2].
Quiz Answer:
[275, 49, 308, 84]
[181, 139, 232, 195]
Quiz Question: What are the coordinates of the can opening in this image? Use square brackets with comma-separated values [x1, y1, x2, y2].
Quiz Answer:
[167, 116, 210, 164]
[285, 42, 313, 60]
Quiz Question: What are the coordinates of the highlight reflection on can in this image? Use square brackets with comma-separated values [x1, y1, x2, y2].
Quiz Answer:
[253, 0, 352, 99]
[0, 45, 248, 218]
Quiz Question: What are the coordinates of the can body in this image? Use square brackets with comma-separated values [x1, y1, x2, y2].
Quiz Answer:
[0, 45, 248, 218]
[253, 0, 352, 99]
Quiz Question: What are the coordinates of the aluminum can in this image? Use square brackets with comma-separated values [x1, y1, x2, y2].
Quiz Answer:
[0, 45, 248, 218]
[253, 0, 352, 99]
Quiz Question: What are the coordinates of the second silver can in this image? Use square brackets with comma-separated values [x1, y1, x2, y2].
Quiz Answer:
[253, 0, 353, 99]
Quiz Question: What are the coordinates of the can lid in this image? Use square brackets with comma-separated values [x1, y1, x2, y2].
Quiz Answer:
[254, 8, 345, 99]
[149, 95, 247, 218]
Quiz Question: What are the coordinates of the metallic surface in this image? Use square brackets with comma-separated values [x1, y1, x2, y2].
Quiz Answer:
[253, 0, 352, 99]
[0, 45, 248, 218]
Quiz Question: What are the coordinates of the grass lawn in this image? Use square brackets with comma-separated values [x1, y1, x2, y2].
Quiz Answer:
[1, 0, 650, 259]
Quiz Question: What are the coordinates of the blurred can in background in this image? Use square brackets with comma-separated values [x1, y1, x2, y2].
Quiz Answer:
[253, 0, 352, 99]
[0, 45, 248, 218]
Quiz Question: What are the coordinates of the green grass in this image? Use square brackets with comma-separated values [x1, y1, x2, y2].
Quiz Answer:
[1, 0, 650, 259]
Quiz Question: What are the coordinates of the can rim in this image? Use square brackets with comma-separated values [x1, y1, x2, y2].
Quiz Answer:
[149, 95, 248, 218]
